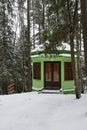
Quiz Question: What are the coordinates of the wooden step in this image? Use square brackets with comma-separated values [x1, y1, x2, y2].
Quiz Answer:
[41, 89, 63, 94]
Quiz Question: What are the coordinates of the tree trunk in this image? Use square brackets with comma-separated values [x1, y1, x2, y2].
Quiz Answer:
[80, 0, 87, 77]
[38, 1, 42, 45]
[32, 0, 35, 48]
[18, 0, 27, 92]
[67, 0, 81, 99]
[76, 34, 84, 93]
[70, 32, 81, 99]
[42, 0, 45, 30]
[27, 0, 32, 91]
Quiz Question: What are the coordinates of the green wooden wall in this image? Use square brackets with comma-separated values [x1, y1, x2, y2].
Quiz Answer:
[32, 56, 74, 91]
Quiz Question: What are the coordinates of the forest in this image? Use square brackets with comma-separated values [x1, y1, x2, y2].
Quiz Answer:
[0, 0, 87, 99]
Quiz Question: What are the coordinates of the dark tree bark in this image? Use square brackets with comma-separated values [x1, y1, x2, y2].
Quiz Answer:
[67, 0, 81, 99]
[80, 0, 87, 77]
[26, 0, 32, 91]
[32, 0, 35, 48]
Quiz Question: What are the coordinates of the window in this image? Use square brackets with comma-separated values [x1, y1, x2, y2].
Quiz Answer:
[64, 62, 73, 80]
[33, 62, 41, 80]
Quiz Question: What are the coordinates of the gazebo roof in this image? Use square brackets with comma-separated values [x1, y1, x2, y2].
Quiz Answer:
[31, 43, 76, 58]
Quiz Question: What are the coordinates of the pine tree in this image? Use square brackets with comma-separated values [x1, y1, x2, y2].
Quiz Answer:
[43, 0, 69, 53]
[80, 0, 87, 79]
[66, 0, 81, 99]
[0, 0, 15, 94]
[26, 0, 32, 91]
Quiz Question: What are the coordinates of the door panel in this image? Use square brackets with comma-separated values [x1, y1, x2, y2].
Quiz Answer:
[45, 63, 52, 89]
[53, 63, 60, 81]
[44, 62, 61, 90]
[45, 63, 51, 81]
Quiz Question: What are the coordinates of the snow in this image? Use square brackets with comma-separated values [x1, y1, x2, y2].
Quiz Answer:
[0, 92, 87, 130]
[31, 43, 75, 58]
[31, 43, 71, 53]
[57, 42, 71, 51]
[31, 44, 44, 53]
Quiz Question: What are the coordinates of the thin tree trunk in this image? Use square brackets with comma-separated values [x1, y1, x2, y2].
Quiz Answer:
[32, 0, 35, 48]
[76, 6, 84, 93]
[76, 34, 84, 93]
[18, 0, 27, 92]
[42, 0, 45, 30]
[80, 0, 87, 77]
[67, 0, 81, 99]
[79, 23, 84, 91]
[38, 1, 42, 45]
[27, 0, 32, 91]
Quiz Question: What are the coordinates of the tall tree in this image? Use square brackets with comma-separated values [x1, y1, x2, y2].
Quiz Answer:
[32, 0, 36, 48]
[31, 0, 45, 46]
[66, 0, 81, 99]
[80, 0, 87, 78]
[43, 0, 81, 98]
[18, 0, 28, 92]
[0, 0, 15, 94]
[26, 0, 32, 91]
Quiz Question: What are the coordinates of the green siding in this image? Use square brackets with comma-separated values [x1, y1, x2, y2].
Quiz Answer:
[32, 56, 74, 90]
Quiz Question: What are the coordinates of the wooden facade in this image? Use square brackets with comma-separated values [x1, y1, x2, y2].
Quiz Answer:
[32, 56, 75, 91]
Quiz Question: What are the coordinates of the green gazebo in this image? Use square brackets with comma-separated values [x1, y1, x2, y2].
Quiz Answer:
[31, 44, 76, 92]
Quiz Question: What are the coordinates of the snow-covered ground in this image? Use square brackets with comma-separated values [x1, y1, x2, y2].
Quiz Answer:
[0, 92, 87, 130]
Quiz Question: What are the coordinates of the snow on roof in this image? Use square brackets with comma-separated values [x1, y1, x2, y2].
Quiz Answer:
[59, 54, 71, 57]
[31, 44, 44, 53]
[57, 42, 76, 51]
[31, 43, 76, 58]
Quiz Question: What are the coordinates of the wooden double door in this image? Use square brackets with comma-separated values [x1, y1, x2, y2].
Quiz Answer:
[44, 62, 61, 90]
